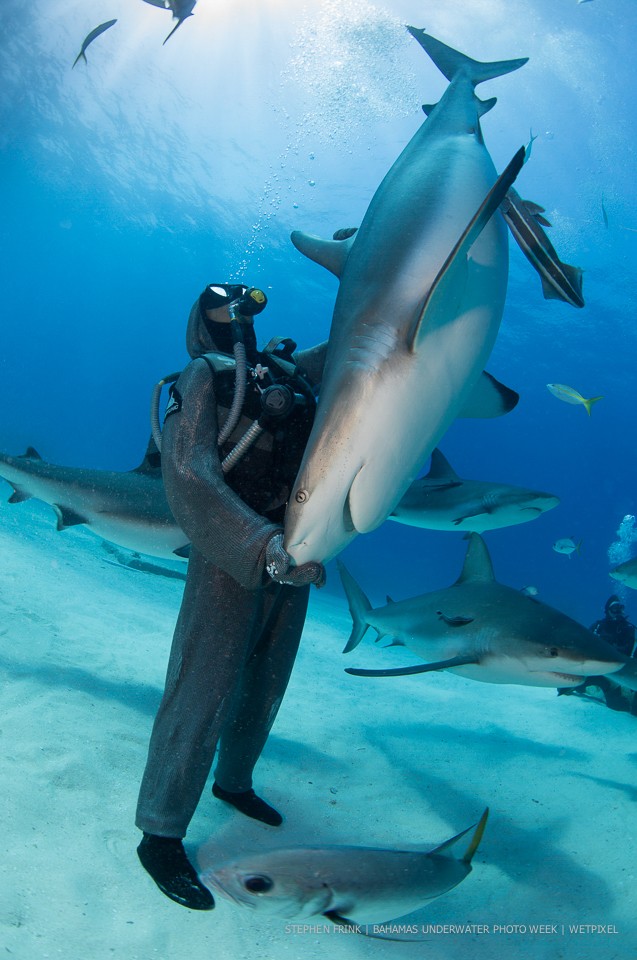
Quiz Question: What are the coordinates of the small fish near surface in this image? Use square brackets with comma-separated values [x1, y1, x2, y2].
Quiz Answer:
[141, 0, 197, 44]
[500, 188, 584, 308]
[339, 533, 625, 687]
[0, 441, 189, 560]
[552, 536, 581, 558]
[546, 383, 603, 415]
[72, 19, 117, 69]
[610, 556, 637, 590]
[205, 809, 489, 938]
[390, 447, 559, 533]
[283, 28, 527, 566]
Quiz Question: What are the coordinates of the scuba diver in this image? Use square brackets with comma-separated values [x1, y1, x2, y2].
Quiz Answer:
[559, 595, 636, 712]
[136, 282, 327, 910]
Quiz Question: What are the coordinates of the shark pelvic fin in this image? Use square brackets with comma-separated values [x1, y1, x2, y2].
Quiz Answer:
[457, 371, 519, 418]
[407, 145, 525, 353]
[290, 230, 355, 278]
[456, 533, 495, 583]
[345, 654, 479, 678]
[53, 505, 88, 531]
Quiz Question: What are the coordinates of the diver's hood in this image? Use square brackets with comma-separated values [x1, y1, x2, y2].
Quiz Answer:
[186, 297, 217, 358]
[605, 594, 623, 615]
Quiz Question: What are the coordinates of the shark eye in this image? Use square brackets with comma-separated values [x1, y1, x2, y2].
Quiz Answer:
[548, 647, 559, 658]
[243, 875, 273, 894]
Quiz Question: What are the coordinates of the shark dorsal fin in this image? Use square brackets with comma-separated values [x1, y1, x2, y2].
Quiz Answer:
[23, 446, 42, 460]
[426, 448, 461, 482]
[455, 533, 495, 583]
[290, 230, 355, 278]
[134, 435, 162, 474]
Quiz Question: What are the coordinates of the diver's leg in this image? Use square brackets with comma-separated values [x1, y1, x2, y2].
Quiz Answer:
[136, 549, 261, 838]
[213, 583, 309, 817]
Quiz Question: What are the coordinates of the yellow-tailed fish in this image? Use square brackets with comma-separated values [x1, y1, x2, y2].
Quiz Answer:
[546, 383, 603, 415]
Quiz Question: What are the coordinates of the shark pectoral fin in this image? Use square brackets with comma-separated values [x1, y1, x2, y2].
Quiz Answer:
[345, 654, 479, 678]
[457, 371, 519, 418]
[408, 145, 526, 352]
[7, 485, 31, 504]
[290, 230, 355, 278]
[173, 544, 190, 559]
[53, 505, 88, 531]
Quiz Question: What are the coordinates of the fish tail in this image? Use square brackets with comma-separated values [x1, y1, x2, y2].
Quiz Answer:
[337, 560, 372, 653]
[583, 396, 603, 416]
[406, 27, 528, 88]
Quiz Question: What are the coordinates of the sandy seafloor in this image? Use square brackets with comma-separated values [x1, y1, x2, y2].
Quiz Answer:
[0, 498, 635, 960]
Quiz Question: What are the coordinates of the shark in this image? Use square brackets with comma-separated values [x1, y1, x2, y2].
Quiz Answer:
[283, 28, 527, 566]
[0, 443, 189, 561]
[610, 556, 637, 590]
[141, 0, 197, 44]
[339, 533, 626, 687]
[389, 447, 559, 532]
[206, 808, 488, 937]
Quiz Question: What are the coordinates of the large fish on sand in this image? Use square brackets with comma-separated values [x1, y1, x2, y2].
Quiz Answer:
[0, 443, 188, 560]
[206, 808, 488, 935]
[390, 447, 559, 532]
[340, 534, 625, 687]
[284, 28, 527, 565]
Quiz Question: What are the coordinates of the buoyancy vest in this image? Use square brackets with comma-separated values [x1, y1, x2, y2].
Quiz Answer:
[200, 339, 317, 524]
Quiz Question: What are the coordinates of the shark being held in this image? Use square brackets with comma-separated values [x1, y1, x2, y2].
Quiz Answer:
[390, 447, 559, 532]
[205, 809, 488, 937]
[0, 443, 189, 561]
[283, 28, 527, 565]
[340, 534, 625, 687]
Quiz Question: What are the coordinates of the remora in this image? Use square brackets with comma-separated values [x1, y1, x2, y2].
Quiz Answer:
[283, 28, 527, 564]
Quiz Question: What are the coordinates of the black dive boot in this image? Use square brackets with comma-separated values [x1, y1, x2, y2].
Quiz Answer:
[212, 782, 283, 826]
[137, 833, 215, 910]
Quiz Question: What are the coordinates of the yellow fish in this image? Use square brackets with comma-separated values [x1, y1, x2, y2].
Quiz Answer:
[546, 383, 603, 416]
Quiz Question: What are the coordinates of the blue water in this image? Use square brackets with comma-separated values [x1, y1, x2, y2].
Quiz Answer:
[1, 0, 636, 620]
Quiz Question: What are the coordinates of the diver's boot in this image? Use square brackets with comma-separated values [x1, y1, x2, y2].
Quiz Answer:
[212, 782, 283, 826]
[137, 833, 215, 910]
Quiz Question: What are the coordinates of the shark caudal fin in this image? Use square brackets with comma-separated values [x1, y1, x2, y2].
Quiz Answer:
[337, 560, 372, 653]
[407, 27, 528, 90]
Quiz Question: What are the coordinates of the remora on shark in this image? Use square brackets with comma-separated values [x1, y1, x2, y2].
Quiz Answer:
[283, 28, 527, 565]
[0, 443, 188, 561]
[339, 534, 626, 687]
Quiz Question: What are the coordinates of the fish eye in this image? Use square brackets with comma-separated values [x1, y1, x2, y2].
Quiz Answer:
[243, 875, 274, 894]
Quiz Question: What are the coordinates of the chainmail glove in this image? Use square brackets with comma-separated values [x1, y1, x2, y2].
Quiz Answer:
[265, 532, 326, 588]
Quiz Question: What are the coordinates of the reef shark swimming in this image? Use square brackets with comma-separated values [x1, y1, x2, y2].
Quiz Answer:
[283, 28, 527, 566]
[0, 444, 189, 561]
[339, 534, 626, 687]
[390, 448, 559, 532]
[610, 556, 637, 589]
[206, 808, 488, 938]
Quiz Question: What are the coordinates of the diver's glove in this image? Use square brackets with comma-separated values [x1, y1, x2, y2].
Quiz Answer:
[265, 532, 325, 588]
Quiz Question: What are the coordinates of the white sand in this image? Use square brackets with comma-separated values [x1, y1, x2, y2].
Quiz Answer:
[1, 498, 635, 960]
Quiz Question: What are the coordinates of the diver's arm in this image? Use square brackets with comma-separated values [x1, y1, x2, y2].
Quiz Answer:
[161, 359, 279, 590]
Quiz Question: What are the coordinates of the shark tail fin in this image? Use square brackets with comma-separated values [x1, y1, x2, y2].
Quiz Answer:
[72, 50, 87, 69]
[337, 560, 372, 653]
[583, 395, 603, 416]
[406, 27, 528, 87]
[163, 15, 192, 45]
